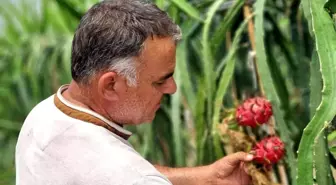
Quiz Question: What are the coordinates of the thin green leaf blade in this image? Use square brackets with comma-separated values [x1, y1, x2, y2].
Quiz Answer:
[176, 38, 196, 113]
[195, 78, 206, 165]
[210, 0, 245, 55]
[169, 0, 203, 22]
[171, 40, 186, 167]
[202, 0, 226, 128]
[211, 18, 250, 158]
[254, 0, 297, 183]
[155, 0, 166, 10]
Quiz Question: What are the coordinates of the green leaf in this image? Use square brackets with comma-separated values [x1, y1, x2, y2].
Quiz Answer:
[265, 43, 289, 110]
[324, 0, 336, 16]
[169, 0, 203, 22]
[328, 130, 336, 142]
[0, 119, 22, 131]
[167, 3, 179, 23]
[301, 0, 313, 35]
[0, 2, 21, 46]
[1, 137, 17, 168]
[195, 78, 206, 165]
[54, 0, 83, 20]
[176, 38, 196, 114]
[180, 19, 201, 39]
[330, 146, 336, 159]
[171, 40, 187, 167]
[210, 0, 245, 55]
[202, 0, 226, 128]
[254, 0, 297, 183]
[155, 0, 166, 10]
[265, 12, 299, 85]
[211, 17, 250, 159]
[0, 167, 15, 185]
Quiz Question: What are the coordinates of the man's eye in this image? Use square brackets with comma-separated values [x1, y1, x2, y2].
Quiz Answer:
[156, 81, 165, 85]
[155, 80, 166, 85]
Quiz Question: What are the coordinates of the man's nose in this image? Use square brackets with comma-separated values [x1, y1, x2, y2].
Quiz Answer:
[164, 77, 177, 94]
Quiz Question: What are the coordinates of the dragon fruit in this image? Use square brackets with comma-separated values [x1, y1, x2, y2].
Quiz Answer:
[251, 136, 285, 166]
[235, 97, 273, 127]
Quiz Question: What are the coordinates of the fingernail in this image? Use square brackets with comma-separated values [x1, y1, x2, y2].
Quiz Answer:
[246, 154, 254, 160]
[249, 151, 256, 155]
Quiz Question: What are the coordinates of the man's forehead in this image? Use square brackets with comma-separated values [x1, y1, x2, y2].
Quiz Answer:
[136, 36, 176, 70]
[139, 36, 176, 57]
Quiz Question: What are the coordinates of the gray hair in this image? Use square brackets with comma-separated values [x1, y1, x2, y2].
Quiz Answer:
[71, 0, 182, 86]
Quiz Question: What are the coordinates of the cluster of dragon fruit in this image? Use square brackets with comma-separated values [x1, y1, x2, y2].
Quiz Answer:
[235, 97, 285, 167]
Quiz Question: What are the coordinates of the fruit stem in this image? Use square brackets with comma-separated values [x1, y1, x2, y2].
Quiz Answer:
[243, 4, 265, 96]
[268, 117, 276, 135]
[243, 4, 283, 184]
[278, 163, 289, 185]
[267, 170, 278, 183]
[243, 4, 277, 136]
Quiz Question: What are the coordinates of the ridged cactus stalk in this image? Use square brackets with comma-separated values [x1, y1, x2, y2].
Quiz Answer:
[296, 0, 336, 184]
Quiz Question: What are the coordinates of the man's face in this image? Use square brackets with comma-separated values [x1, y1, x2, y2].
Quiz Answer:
[112, 36, 177, 124]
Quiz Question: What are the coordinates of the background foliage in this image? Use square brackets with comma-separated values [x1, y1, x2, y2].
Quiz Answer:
[0, 0, 336, 184]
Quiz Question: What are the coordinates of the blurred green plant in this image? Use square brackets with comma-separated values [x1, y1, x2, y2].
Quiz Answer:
[1, 0, 335, 185]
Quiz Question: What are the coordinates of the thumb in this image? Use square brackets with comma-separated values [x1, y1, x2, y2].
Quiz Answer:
[223, 152, 254, 167]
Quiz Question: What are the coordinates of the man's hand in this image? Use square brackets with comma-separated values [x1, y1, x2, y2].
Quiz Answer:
[155, 152, 253, 185]
[207, 152, 253, 185]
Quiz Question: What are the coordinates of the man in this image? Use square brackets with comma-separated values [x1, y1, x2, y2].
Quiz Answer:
[15, 0, 253, 184]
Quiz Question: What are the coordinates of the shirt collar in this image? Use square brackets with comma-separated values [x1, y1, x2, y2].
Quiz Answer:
[54, 84, 132, 140]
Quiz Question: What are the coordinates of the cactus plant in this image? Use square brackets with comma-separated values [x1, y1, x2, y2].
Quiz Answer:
[296, 0, 336, 185]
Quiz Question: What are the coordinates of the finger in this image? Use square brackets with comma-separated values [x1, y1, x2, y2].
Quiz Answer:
[224, 152, 254, 167]
[239, 163, 252, 185]
[240, 162, 251, 175]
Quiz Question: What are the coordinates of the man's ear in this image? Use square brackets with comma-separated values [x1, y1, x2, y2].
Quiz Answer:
[97, 72, 121, 101]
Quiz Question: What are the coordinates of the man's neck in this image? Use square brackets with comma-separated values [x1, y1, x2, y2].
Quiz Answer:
[62, 81, 93, 110]
[61, 81, 124, 127]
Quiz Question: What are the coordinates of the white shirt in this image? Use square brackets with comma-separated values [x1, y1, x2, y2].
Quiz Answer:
[15, 85, 172, 185]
